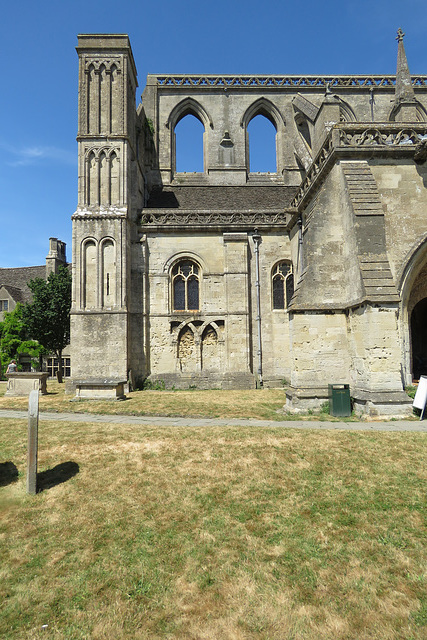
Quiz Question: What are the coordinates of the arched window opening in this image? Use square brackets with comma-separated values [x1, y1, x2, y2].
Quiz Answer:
[172, 260, 200, 311]
[175, 114, 204, 172]
[272, 261, 294, 309]
[248, 114, 277, 173]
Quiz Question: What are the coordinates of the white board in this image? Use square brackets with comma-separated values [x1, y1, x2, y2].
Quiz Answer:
[412, 375, 427, 410]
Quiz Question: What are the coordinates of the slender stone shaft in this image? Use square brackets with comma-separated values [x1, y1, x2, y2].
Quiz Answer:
[27, 390, 39, 495]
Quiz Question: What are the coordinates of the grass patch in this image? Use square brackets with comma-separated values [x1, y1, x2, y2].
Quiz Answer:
[1, 419, 426, 639]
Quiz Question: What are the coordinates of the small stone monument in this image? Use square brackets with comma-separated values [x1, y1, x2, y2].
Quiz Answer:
[6, 372, 48, 397]
[27, 390, 39, 495]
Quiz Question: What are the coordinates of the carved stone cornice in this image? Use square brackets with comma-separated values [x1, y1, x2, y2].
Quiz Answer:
[72, 207, 127, 220]
[339, 125, 427, 147]
[139, 209, 292, 228]
[152, 74, 427, 90]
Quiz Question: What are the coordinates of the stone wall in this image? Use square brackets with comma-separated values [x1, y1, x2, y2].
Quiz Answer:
[143, 229, 293, 388]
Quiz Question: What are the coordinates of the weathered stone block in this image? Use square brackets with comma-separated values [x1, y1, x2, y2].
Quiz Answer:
[6, 373, 48, 397]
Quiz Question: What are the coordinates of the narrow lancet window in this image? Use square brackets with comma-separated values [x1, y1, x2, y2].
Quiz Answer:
[272, 261, 294, 309]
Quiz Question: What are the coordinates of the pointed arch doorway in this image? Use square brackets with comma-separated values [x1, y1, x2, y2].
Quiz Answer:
[404, 257, 427, 382]
[410, 297, 427, 380]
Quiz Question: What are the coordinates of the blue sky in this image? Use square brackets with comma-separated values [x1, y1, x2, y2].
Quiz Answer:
[0, 0, 425, 267]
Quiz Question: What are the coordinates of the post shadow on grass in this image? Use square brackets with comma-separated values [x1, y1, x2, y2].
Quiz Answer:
[37, 461, 79, 493]
[0, 461, 19, 487]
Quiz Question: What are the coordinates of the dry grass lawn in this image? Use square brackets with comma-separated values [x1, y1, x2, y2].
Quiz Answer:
[0, 380, 310, 421]
[1, 417, 426, 639]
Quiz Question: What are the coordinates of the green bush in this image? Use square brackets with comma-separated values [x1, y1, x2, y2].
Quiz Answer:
[405, 385, 417, 400]
[142, 378, 166, 391]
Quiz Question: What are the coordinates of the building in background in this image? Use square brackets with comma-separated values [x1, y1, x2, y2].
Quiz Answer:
[0, 239, 70, 376]
[70, 31, 427, 415]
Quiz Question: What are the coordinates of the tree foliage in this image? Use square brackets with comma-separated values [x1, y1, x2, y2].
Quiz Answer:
[0, 304, 26, 374]
[22, 266, 72, 381]
[0, 305, 45, 377]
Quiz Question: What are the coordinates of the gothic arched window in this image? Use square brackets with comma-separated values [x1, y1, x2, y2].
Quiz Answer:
[175, 114, 204, 172]
[172, 260, 200, 311]
[272, 261, 294, 309]
[248, 114, 277, 173]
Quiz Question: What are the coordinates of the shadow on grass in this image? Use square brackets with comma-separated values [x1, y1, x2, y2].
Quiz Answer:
[37, 461, 79, 492]
[0, 461, 19, 486]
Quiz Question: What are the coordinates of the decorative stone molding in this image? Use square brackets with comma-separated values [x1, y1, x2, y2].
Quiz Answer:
[72, 208, 127, 220]
[292, 123, 427, 208]
[292, 135, 334, 207]
[140, 209, 289, 227]
[154, 75, 427, 89]
[83, 57, 122, 73]
[340, 126, 427, 147]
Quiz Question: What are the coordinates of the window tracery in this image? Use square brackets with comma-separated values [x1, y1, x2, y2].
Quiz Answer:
[272, 261, 294, 309]
[172, 259, 200, 311]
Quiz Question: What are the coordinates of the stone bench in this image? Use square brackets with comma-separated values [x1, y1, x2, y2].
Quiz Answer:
[5, 372, 49, 397]
[72, 379, 127, 401]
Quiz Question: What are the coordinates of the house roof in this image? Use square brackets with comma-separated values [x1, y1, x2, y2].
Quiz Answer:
[0, 284, 27, 304]
[0, 266, 46, 304]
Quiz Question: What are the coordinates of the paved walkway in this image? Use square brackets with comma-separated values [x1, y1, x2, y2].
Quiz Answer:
[0, 409, 426, 432]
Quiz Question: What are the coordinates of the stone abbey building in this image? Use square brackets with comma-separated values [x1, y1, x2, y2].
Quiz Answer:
[71, 32, 427, 414]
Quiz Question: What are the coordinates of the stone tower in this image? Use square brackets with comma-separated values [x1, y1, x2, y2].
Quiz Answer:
[71, 35, 143, 383]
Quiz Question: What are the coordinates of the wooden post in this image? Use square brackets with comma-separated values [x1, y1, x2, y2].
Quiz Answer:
[27, 389, 39, 495]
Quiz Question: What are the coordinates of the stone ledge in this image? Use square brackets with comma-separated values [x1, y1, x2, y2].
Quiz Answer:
[148, 372, 256, 390]
[286, 385, 413, 417]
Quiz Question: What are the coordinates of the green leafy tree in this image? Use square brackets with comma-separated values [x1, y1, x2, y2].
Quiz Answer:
[22, 266, 72, 383]
[0, 305, 45, 378]
[0, 304, 26, 376]
[17, 340, 48, 372]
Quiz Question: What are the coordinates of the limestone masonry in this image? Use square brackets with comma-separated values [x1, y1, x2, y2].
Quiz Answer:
[71, 31, 427, 415]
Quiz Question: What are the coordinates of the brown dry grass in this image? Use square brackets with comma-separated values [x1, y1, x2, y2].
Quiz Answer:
[1, 418, 426, 639]
[0, 380, 302, 421]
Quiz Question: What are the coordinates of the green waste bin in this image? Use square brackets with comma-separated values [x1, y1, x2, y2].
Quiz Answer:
[328, 384, 351, 417]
